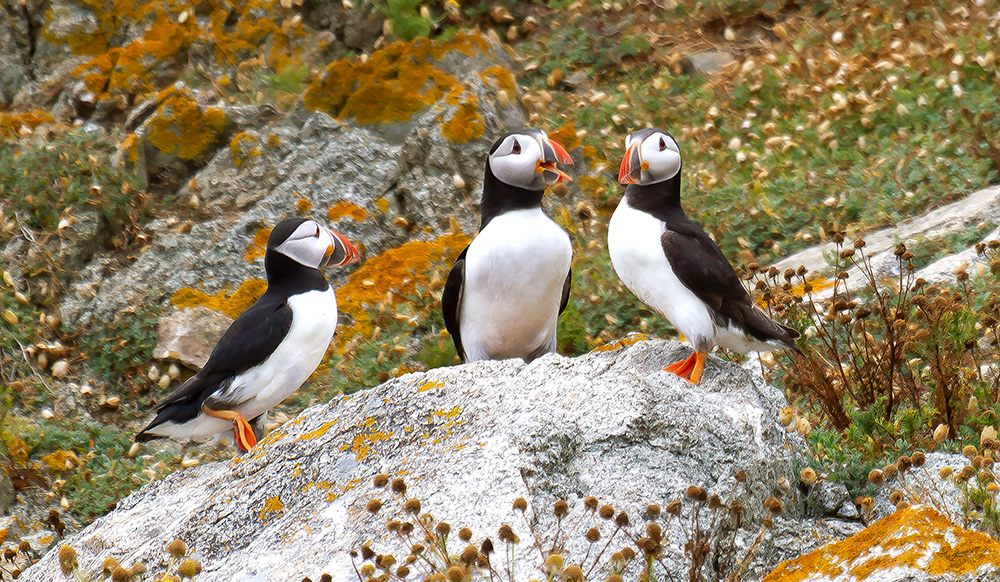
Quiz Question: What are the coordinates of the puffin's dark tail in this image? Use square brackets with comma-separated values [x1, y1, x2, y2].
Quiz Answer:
[743, 304, 805, 356]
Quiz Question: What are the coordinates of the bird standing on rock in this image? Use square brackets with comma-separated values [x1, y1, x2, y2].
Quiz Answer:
[442, 130, 575, 363]
[135, 217, 361, 451]
[607, 128, 802, 384]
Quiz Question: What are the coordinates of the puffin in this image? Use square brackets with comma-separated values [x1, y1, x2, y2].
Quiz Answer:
[442, 130, 575, 363]
[135, 217, 361, 451]
[607, 128, 802, 384]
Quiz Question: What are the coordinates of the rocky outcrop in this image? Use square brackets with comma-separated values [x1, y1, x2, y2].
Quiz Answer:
[763, 505, 1000, 582]
[22, 338, 858, 581]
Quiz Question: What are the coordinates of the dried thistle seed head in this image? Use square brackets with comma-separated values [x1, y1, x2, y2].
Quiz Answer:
[666, 499, 682, 516]
[584, 496, 598, 511]
[177, 559, 200, 578]
[980, 470, 994, 484]
[610, 551, 625, 566]
[989, 483, 1000, 494]
[553, 500, 569, 518]
[764, 497, 784, 515]
[400, 522, 414, 535]
[497, 524, 516, 543]
[897, 456, 912, 472]
[167, 539, 186, 558]
[912, 451, 926, 467]
[360, 564, 376, 577]
[59, 545, 77, 575]
[888, 491, 903, 504]
[586, 527, 600, 542]
[646, 523, 662, 541]
[366, 499, 383, 513]
[102, 557, 121, 576]
[446, 566, 465, 582]
[686, 486, 708, 502]
[637, 536, 659, 556]
[621, 547, 636, 560]
[411, 543, 425, 555]
[435, 522, 451, 536]
[481, 538, 494, 554]
[130, 563, 147, 576]
[111, 566, 131, 582]
[961, 465, 977, 480]
[513, 497, 528, 512]
[973, 456, 984, 470]
[883, 463, 898, 479]
[564, 565, 584, 581]
[778, 407, 794, 427]
[934, 423, 949, 445]
[403, 498, 421, 514]
[984, 458, 995, 470]
[461, 544, 478, 564]
[800, 467, 817, 487]
[387, 520, 401, 532]
[860, 496, 874, 512]
[599, 504, 615, 519]
[606, 576, 623, 582]
[458, 527, 472, 541]
[868, 469, 885, 486]
[396, 565, 410, 578]
[391, 478, 407, 494]
[708, 494, 724, 510]
[896, 500, 910, 511]
[645, 504, 661, 519]
[735, 470, 748, 482]
[545, 554, 565, 575]
[730, 502, 746, 516]
[852, 236, 864, 248]
[373, 474, 389, 488]
[964, 445, 979, 459]
[939, 466, 954, 479]
[361, 545, 376, 560]
[615, 511, 630, 527]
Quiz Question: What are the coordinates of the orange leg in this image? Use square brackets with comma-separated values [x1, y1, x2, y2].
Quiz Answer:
[664, 352, 697, 377]
[664, 351, 708, 384]
[202, 405, 257, 452]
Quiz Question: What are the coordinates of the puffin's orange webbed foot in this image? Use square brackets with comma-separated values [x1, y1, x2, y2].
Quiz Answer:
[202, 405, 258, 452]
[663, 351, 707, 384]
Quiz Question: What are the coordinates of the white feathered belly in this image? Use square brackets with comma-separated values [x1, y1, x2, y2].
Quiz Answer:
[461, 209, 572, 362]
[608, 201, 717, 350]
[152, 287, 338, 442]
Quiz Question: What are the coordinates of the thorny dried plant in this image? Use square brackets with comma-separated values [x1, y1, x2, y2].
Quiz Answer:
[55, 536, 200, 581]
[313, 473, 792, 582]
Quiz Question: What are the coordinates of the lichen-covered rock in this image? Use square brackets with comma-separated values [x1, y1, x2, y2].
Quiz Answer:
[763, 505, 1000, 582]
[23, 338, 828, 582]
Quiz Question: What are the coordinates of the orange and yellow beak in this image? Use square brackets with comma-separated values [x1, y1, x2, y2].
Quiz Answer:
[618, 142, 644, 184]
[327, 229, 362, 267]
[536, 136, 574, 184]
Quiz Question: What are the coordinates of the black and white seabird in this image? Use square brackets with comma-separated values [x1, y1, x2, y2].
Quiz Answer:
[442, 130, 575, 363]
[607, 128, 802, 384]
[135, 217, 361, 451]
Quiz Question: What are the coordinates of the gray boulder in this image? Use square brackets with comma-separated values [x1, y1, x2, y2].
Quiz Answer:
[22, 338, 838, 582]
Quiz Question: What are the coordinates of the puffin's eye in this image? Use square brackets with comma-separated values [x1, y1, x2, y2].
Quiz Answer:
[658, 137, 667, 151]
[511, 139, 521, 154]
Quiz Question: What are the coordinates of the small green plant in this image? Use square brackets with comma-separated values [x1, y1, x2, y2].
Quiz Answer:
[76, 303, 162, 406]
[375, 0, 434, 41]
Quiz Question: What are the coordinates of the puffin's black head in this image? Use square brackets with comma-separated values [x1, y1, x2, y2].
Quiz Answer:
[267, 217, 361, 270]
[618, 128, 681, 186]
[487, 129, 574, 190]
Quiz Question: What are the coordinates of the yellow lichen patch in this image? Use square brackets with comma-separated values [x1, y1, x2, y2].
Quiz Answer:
[170, 279, 268, 319]
[296, 197, 312, 214]
[147, 90, 226, 161]
[119, 133, 140, 165]
[335, 233, 470, 347]
[256, 429, 287, 448]
[591, 333, 650, 353]
[339, 417, 394, 461]
[418, 380, 444, 392]
[0, 110, 55, 141]
[375, 198, 390, 213]
[294, 420, 338, 442]
[547, 123, 582, 152]
[244, 226, 272, 262]
[762, 506, 1000, 582]
[40, 450, 79, 472]
[303, 33, 489, 125]
[479, 65, 516, 96]
[231, 132, 262, 168]
[441, 98, 485, 143]
[259, 495, 285, 521]
[328, 201, 369, 222]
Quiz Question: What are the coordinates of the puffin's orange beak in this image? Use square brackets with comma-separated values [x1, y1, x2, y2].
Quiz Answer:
[329, 230, 361, 266]
[537, 136, 574, 184]
[618, 142, 642, 184]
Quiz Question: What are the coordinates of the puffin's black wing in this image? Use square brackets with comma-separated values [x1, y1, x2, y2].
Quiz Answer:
[559, 268, 572, 315]
[442, 246, 469, 362]
[661, 229, 801, 349]
[134, 298, 293, 440]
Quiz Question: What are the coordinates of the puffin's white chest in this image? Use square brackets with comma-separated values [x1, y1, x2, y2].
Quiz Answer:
[607, 199, 714, 346]
[461, 208, 572, 361]
[233, 286, 339, 417]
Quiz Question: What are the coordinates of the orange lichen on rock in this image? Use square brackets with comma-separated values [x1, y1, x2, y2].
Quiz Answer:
[328, 201, 369, 223]
[0, 110, 55, 140]
[230, 132, 262, 167]
[296, 197, 312, 214]
[479, 65, 516, 96]
[335, 233, 470, 345]
[303, 33, 490, 125]
[762, 505, 1000, 582]
[441, 98, 485, 143]
[340, 417, 394, 461]
[170, 279, 268, 319]
[259, 495, 285, 521]
[547, 123, 583, 152]
[591, 334, 650, 353]
[243, 226, 272, 262]
[146, 88, 226, 161]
